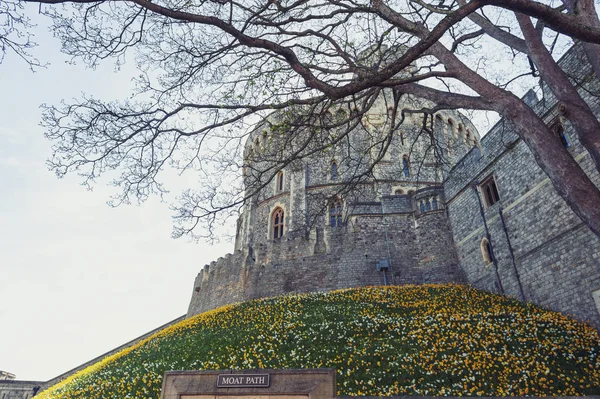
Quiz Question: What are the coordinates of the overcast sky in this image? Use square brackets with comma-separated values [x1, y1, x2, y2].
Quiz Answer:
[0, 14, 231, 381]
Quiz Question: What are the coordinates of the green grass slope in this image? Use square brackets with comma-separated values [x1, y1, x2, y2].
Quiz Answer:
[39, 285, 600, 398]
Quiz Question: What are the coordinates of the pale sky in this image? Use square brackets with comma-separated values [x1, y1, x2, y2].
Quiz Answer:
[0, 14, 231, 381]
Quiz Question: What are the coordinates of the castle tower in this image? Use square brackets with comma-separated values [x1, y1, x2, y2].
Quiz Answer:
[187, 88, 481, 317]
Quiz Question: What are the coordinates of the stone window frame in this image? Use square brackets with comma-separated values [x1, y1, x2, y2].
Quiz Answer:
[330, 160, 338, 180]
[479, 174, 501, 208]
[480, 237, 493, 264]
[328, 197, 344, 228]
[394, 188, 404, 195]
[448, 117, 458, 139]
[271, 206, 285, 239]
[402, 155, 410, 177]
[418, 195, 440, 214]
[275, 170, 284, 193]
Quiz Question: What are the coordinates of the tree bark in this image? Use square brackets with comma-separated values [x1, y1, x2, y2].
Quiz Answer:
[516, 13, 600, 175]
[562, 0, 600, 79]
[502, 96, 600, 237]
[428, 42, 600, 237]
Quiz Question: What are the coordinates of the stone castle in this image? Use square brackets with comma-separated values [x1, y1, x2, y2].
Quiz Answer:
[2, 43, 600, 399]
[187, 43, 600, 329]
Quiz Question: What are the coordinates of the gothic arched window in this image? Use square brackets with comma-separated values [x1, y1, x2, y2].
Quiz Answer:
[331, 160, 338, 180]
[402, 155, 410, 177]
[481, 238, 493, 264]
[329, 198, 343, 227]
[432, 197, 438, 210]
[419, 201, 425, 213]
[272, 208, 284, 239]
[276, 171, 284, 193]
[394, 189, 404, 195]
[425, 199, 432, 211]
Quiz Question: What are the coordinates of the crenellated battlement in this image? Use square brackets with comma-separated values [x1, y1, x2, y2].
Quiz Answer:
[187, 186, 466, 317]
[189, 43, 600, 327]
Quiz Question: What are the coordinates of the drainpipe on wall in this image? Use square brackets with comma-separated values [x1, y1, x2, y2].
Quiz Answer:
[499, 206, 526, 301]
[381, 199, 394, 284]
[472, 182, 505, 295]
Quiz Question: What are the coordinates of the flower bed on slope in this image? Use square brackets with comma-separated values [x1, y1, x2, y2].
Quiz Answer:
[38, 285, 600, 398]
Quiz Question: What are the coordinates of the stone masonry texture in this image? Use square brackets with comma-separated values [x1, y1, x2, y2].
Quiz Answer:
[5, 42, 600, 399]
[187, 43, 600, 331]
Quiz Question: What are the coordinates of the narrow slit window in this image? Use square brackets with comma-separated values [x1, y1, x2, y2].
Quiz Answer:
[331, 161, 338, 180]
[402, 155, 410, 177]
[481, 238, 493, 263]
[276, 171, 284, 193]
[480, 175, 500, 207]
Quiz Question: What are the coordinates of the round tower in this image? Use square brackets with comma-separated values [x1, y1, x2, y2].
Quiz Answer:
[189, 88, 479, 317]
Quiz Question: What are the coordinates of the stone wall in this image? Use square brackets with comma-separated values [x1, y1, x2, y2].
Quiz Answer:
[187, 188, 465, 317]
[444, 44, 600, 327]
[0, 381, 43, 399]
[194, 88, 479, 318]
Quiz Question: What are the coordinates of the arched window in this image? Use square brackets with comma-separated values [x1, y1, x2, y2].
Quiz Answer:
[435, 115, 444, 133]
[480, 238, 493, 264]
[448, 118, 456, 138]
[402, 155, 410, 177]
[480, 175, 500, 207]
[394, 189, 404, 195]
[272, 208, 284, 239]
[425, 199, 432, 211]
[432, 197, 438, 210]
[329, 198, 343, 227]
[419, 201, 425, 213]
[276, 171, 284, 193]
[331, 161, 338, 180]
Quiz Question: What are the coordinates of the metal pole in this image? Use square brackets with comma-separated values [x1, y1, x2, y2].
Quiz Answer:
[472, 182, 504, 295]
[499, 207, 526, 301]
[381, 199, 394, 284]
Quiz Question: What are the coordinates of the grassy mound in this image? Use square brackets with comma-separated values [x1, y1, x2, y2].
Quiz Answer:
[39, 285, 600, 398]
